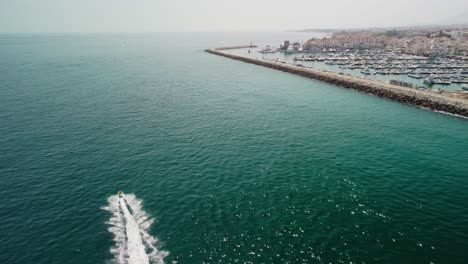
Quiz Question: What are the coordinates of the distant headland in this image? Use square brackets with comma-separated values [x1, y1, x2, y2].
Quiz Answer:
[290, 24, 468, 34]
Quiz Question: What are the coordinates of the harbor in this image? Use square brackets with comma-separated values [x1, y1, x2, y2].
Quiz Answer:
[234, 28, 468, 92]
[293, 50, 468, 86]
[230, 46, 468, 92]
[206, 46, 468, 118]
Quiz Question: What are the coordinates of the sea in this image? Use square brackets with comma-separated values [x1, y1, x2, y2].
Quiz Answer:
[0, 32, 467, 264]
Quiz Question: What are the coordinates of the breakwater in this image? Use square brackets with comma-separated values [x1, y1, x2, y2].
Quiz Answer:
[206, 47, 468, 118]
[213, 45, 258, 51]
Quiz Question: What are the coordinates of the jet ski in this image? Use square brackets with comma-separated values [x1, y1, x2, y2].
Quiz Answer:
[118, 191, 123, 198]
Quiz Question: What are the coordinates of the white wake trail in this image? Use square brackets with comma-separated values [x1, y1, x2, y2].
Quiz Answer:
[102, 193, 169, 264]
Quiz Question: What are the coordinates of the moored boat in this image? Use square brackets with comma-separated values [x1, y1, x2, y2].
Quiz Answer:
[258, 45, 277, 54]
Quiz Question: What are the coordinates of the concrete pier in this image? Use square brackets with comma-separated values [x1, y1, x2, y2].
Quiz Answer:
[205, 47, 468, 118]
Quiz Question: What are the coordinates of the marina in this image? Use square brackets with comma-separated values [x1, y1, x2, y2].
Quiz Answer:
[234, 28, 468, 92]
[207, 46, 468, 118]
[231, 46, 468, 92]
[293, 50, 468, 86]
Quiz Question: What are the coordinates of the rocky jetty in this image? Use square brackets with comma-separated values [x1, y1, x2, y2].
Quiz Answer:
[206, 47, 468, 118]
[214, 45, 258, 51]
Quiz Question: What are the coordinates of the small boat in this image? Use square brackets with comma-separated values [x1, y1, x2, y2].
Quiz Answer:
[423, 78, 434, 85]
[432, 79, 451, 85]
[408, 74, 422, 79]
[118, 191, 123, 198]
[258, 45, 277, 54]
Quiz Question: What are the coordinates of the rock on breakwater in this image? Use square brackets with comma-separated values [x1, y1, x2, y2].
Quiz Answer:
[205, 47, 468, 118]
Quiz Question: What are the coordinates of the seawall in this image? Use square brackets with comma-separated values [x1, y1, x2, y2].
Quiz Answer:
[214, 45, 258, 51]
[205, 47, 468, 118]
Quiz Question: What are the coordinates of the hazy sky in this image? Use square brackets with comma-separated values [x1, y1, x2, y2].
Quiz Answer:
[0, 0, 467, 32]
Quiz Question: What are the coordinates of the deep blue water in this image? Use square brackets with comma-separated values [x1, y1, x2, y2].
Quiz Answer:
[1, 33, 468, 264]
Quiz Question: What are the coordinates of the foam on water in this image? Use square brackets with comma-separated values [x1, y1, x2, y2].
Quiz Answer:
[102, 193, 169, 264]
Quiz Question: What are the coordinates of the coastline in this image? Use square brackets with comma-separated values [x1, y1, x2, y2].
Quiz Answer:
[205, 47, 468, 118]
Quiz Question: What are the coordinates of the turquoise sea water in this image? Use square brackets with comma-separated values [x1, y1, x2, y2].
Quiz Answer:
[0, 33, 468, 264]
